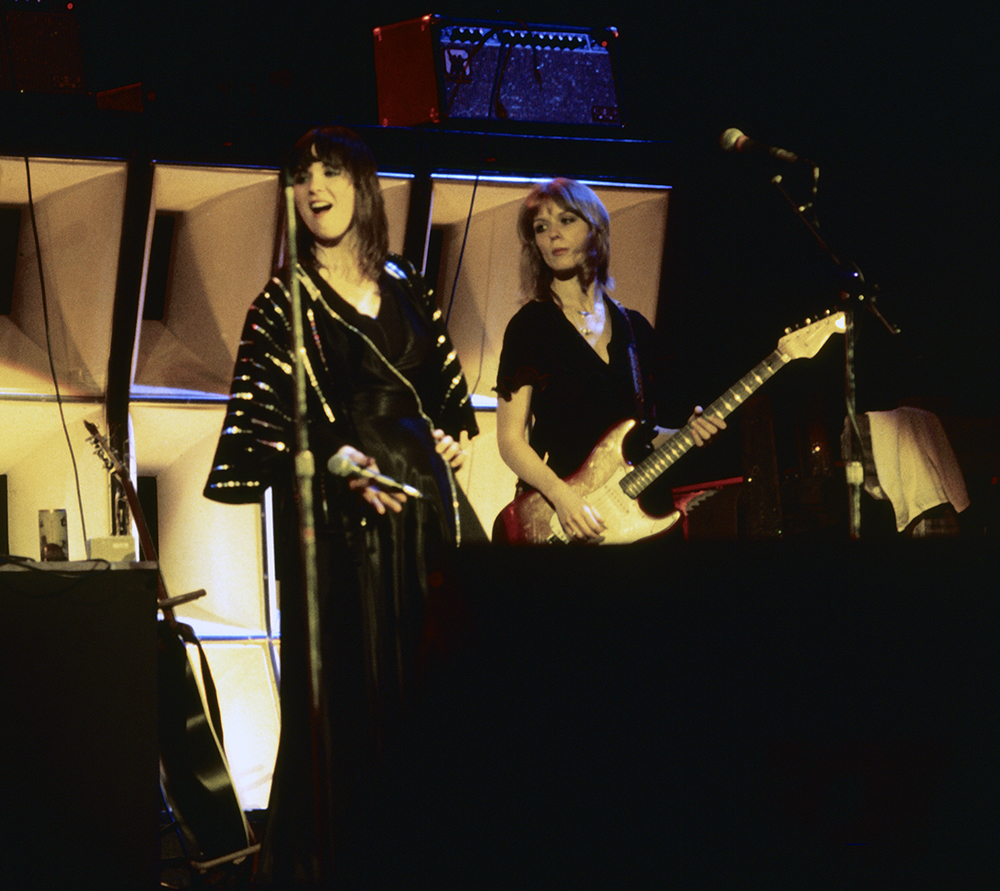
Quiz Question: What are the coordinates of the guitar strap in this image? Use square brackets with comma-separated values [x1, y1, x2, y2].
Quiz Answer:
[608, 297, 647, 422]
[167, 619, 227, 749]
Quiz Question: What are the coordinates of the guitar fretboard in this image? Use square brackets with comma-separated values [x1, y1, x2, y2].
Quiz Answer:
[620, 350, 788, 498]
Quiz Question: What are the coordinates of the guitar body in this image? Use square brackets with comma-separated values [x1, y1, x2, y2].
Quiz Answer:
[493, 420, 682, 545]
[158, 620, 251, 862]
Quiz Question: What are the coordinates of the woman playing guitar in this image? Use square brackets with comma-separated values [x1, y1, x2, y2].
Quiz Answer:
[494, 178, 725, 543]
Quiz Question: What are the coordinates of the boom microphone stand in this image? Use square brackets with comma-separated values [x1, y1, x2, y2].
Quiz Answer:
[768, 165, 900, 539]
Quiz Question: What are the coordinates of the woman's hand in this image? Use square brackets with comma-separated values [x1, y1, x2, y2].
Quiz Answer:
[433, 428, 466, 470]
[496, 386, 603, 541]
[334, 445, 407, 515]
[551, 482, 606, 542]
[688, 405, 726, 447]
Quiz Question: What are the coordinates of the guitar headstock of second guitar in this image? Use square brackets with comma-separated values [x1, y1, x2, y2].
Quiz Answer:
[777, 309, 847, 361]
[84, 420, 124, 477]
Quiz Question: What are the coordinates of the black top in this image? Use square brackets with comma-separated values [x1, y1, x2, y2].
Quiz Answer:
[495, 296, 664, 479]
[204, 256, 478, 536]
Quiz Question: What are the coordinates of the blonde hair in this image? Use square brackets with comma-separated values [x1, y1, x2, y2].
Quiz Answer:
[516, 178, 612, 301]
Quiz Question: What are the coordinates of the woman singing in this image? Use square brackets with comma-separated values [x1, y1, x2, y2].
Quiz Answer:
[204, 126, 481, 886]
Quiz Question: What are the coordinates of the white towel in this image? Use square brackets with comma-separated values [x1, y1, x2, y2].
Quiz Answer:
[866, 407, 970, 531]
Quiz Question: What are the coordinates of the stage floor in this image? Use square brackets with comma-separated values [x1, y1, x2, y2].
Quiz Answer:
[398, 538, 997, 887]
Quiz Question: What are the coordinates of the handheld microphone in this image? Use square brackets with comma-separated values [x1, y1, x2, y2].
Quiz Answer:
[719, 128, 808, 165]
[327, 453, 424, 499]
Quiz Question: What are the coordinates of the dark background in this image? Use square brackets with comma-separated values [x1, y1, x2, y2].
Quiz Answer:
[70, 1, 997, 403]
[4, 1, 997, 520]
[10, 1, 998, 417]
[4, 0, 996, 533]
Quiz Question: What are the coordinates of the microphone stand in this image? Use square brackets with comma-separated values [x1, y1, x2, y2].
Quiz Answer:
[769, 170, 900, 540]
[283, 173, 330, 882]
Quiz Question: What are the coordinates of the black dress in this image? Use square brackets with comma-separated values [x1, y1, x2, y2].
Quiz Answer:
[495, 295, 665, 480]
[204, 255, 480, 887]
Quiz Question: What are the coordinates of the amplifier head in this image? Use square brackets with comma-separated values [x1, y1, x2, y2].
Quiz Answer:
[374, 16, 622, 129]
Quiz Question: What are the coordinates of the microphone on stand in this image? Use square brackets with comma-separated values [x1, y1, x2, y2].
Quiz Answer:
[719, 128, 811, 165]
[327, 453, 425, 499]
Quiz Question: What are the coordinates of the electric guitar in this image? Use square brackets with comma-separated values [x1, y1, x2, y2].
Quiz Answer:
[85, 421, 253, 864]
[493, 311, 847, 545]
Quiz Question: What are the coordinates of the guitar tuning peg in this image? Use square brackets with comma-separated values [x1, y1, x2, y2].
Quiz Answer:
[784, 327, 792, 334]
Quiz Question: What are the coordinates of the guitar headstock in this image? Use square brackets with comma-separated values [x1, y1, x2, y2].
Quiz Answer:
[84, 420, 125, 477]
[777, 310, 847, 360]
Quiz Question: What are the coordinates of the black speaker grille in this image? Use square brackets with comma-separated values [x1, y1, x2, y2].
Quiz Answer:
[438, 23, 621, 126]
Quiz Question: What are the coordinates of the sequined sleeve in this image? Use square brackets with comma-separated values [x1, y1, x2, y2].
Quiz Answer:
[204, 278, 298, 504]
[385, 255, 479, 440]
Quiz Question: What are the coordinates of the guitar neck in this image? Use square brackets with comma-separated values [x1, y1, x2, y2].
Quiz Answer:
[85, 421, 174, 621]
[621, 349, 788, 498]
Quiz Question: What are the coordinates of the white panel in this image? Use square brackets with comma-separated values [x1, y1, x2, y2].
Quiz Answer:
[454, 409, 517, 541]
[0, 154, 124, 203]
[1, 401, 114, 562]
[598, 186, 671, 325]
[431, 178, 670, 403]
[380, 175, 412, 258]
[135, 164, 281, 396]
[130, 402, 266, 633]
[133, 168, 412, 398]
[0, 156, 126, 397]
[188, 639, 281, 813]
[431, 180, 527, 401]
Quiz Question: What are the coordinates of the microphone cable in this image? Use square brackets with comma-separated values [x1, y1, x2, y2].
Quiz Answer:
[24, 155, 90, 549]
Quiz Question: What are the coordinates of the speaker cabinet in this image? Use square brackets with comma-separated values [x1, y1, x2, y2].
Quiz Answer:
[1, 564, 159, 889]
[0, 155, 127, 397]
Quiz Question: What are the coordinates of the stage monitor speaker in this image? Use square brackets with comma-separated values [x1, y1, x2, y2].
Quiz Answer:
[1, 563, 160, 889]
[373, 16, 622, 128]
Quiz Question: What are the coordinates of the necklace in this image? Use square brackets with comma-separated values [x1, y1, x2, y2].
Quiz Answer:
[566, 298, 600, 338]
